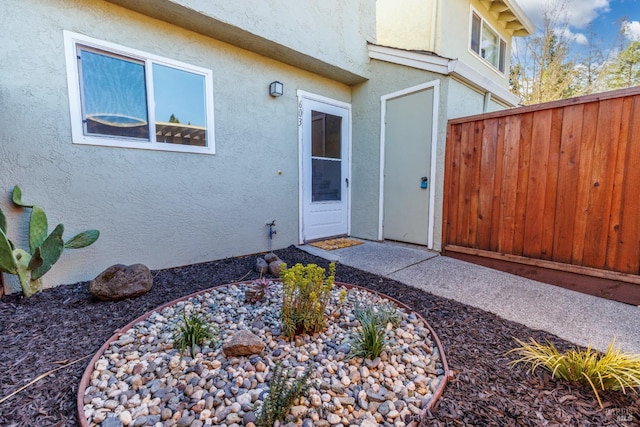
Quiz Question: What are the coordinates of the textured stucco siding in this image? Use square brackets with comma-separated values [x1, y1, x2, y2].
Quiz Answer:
[376, 0, 435, 52]
[0, 0, 350, 291]
[446, 80, 487, 119]
[107, 0, 376, 84]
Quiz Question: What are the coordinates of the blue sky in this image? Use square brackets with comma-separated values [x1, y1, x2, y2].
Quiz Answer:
[516, 0, 639, 51]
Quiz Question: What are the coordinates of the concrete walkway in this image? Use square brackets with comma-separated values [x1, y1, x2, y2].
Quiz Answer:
[300, 240, 640, 354]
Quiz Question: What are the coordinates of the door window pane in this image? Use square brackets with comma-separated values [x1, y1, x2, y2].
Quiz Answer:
[312, 111, 341, 158]
[312, 159, 341, 201]
[79, 49, 149, 139]
[153, 64, 207, 146]
[311, 110, 342, 202]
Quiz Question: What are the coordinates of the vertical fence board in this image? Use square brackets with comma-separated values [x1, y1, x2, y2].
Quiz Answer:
[571, 101, 599, 265]
[605, 97, 633, 271]
[444, 123, 462, 244]
[523, 109, 552, 258]
[477, 118, 499, 249]
[614, 95, 640, 274]
[467, 121, 483, 247]
[583, 98, 623, 269]
[457, 122, 475, 246]
[498, 116, 520, 253]
[489, 117, 506, 252]
[513, 112, 533, 255]
[540, 108, 563, 260]
[443, 88, 640, 280]
[552, 104, 584, 264]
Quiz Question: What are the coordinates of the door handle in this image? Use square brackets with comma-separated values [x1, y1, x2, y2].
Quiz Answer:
[346, 178, 349, 188]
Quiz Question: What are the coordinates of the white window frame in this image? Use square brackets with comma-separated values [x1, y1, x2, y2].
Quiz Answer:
[469, 8, 507, 75]
[63, 30, 215, 154]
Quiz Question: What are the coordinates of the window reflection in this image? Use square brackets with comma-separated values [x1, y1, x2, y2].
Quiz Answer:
[79, 49, 149, 139]
[153, 64, 207, 146]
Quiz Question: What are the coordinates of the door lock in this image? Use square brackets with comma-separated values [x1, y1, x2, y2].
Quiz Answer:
[421, 177, 428, 189]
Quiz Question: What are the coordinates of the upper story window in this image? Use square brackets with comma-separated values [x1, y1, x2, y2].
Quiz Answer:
[64, 31, 215, 154]
[470, 11, 507, 74]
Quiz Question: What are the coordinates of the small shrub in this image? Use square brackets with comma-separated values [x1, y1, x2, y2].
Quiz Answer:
[255, 362, 313, 427]
[348, 300, 400, 360]
[173, 311, 217, 358]
[245, 277, 275, 303]
[507, 337, 640, 407]
[280, 262, 336, 338]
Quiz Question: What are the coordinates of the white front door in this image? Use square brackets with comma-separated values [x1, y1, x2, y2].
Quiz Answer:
[299, 93, 350, 242]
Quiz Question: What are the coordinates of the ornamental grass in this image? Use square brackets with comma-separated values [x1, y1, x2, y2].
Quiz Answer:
[508, 337, 640, 407]
[172, 311, 217, 358]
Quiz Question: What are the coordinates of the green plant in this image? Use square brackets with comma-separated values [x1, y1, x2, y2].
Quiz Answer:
[0, 185, 100, 297]
[173, 311, 217, 358]
[348, 300, 400, 360]
[255, 362, 313, 427]
[280, 262, 336, 338]
[507, 337, 640, 407]
[375, 301, 402, 327]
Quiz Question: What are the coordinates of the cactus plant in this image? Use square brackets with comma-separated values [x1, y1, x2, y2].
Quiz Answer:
[0, 185, 99, 297]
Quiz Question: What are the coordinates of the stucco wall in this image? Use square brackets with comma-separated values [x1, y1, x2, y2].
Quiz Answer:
[446, 80, 487, 119]
[183, 0, 375, 71]
[376, 0, 435, 51]
[0, 0, 350, 291]
[107, 0, 376, 84]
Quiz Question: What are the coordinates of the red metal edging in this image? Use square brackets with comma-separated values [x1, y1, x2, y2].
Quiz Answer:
[77, 281, 451, 426]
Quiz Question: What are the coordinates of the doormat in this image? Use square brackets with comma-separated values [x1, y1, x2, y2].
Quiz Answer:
[308, 237, 364, 251]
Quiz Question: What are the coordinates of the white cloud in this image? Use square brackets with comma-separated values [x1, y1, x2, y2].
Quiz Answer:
[556, 28, 589, 45]
[623, 20, 640, 41]
[516, 0, 610, 29]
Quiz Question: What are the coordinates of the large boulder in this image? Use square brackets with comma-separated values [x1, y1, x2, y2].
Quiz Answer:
[222, 330, 265, 357]
[90, 264, 153, 301]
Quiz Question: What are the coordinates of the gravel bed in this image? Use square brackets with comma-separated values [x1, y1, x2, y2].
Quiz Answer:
[81, 283, 445, 426]
[1, 246, 638, 426]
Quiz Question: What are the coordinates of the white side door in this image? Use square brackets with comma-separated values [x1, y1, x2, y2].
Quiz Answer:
[299, 93, 350, 242]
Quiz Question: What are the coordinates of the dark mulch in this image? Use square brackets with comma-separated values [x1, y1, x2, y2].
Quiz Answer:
[0, 247, 638, 426]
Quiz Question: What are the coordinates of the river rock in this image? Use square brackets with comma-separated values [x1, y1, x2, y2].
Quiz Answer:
[222, 330, 265, 357]
[268, 260, 285, 276]
[255, 258, 269, 274]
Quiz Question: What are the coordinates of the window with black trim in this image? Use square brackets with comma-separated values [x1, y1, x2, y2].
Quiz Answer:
[470, 12, 507, 73]
[64, 31, 214, 154]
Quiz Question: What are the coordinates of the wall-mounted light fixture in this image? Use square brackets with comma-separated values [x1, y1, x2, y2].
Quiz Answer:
[269, 81, 284, 97]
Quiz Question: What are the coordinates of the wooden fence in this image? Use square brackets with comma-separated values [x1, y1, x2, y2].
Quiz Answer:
[443, 87, 640, 304]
